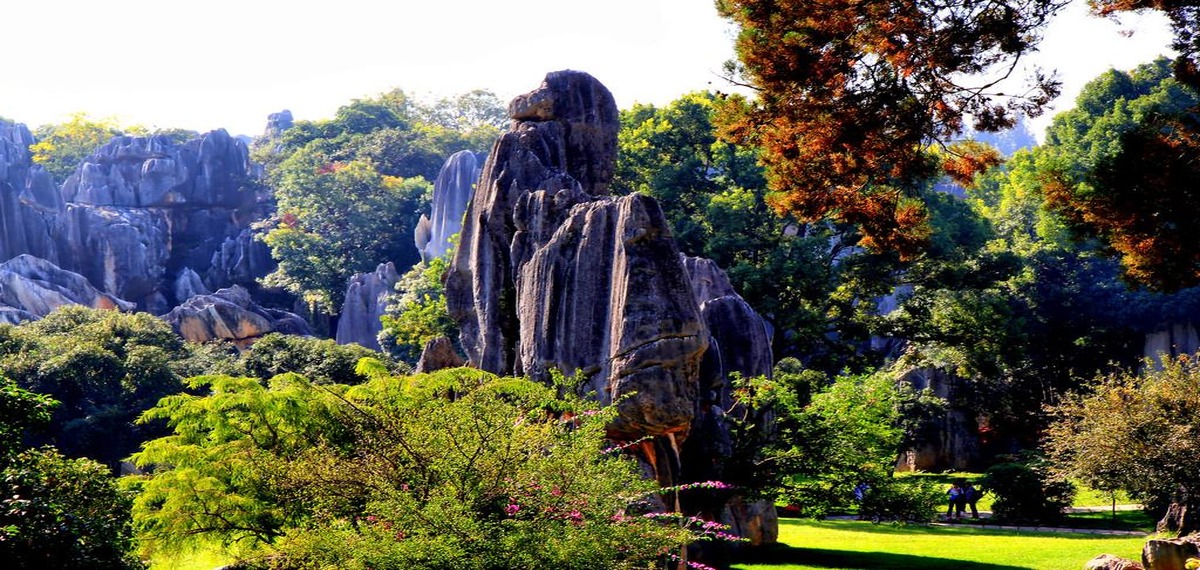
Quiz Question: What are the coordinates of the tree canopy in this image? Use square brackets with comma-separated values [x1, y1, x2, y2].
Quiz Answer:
[715, 0, 1066, 257]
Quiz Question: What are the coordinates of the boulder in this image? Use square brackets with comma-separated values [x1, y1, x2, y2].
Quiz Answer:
[1145, 323, 1200, 365]
[335, 262, 400, 351]
[1143, 535, 1200, 570]
[0, 254, 134, 323]
[415, 336, 465, 373]
[163, 285, 310, 347]
[416, 150, 480, 262]
[60, 204, 171, 312]
[264, 110, 294, 139]
[1085, 554, 1144, 570]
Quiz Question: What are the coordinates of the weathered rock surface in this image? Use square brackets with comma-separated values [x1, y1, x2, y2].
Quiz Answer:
[445, 71, 776, 546]
[1086, 554, 1145, 570]
[895, 367, 983, 472]
[415, 336, 465, 373]
[163, 285, 310, 346]
[683, 255, 773, 407]
[335, 262, 400, 351]
[448, 70, 701, 437]
[0, 121, 61, 264]
[1143, 535, 1200, 570]
[416, 150, 480, 262]
[0, 254, 133, 324]
[1145, 322, 1200, 363]
[57, 130, 271, 311]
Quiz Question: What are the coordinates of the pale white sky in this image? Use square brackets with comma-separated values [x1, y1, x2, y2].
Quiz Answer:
[0, 0, 1177, 139]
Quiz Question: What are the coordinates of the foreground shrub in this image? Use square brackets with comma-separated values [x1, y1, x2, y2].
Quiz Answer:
[127, 366, 696, 568]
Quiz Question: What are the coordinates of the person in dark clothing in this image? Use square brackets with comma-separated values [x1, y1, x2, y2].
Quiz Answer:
[946, 481, 965, 519]
[963, 482, 981, 518]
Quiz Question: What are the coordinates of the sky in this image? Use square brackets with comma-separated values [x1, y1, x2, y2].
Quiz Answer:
[0, 1, 1178, 140]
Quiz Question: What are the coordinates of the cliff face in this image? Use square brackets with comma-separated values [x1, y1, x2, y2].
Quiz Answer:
[0, 122, 61, 265]
[59, 130, 271, 312]
[0, 122, 281, 332]
[445, 71, 777, 544]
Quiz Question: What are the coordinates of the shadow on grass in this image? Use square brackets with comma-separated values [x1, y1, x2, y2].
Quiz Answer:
[737, 543, 1032, 569]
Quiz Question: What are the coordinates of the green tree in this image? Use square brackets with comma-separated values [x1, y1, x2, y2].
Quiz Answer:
[30, 113, 123, 182]
[1046, 353, 1200, 535]
[237, 332, 392, 385]
[1, 448, 142, 569]
[262, 154, 432, 313]
[128, 368, 697, 568]
[1039, 58, 1200, 290]
[736, 366, 942, 517]
[378, 257, 458, 364]
[0, 306, 190, 469]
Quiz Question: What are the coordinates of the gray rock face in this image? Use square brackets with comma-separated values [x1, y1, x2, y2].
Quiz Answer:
[448, 70, 701, 437]
[0, 121, 61, 265]
[335, 262, 400, 351]
[683, 255, 774, 407]
[0, 254, 134, 324]
[445, 71, 776, 546]
[264, 110, 294, 139]
[416, 150, 480, 262]
[1143, 536, 1200, 570]
[895, 367, 982, 472]
[515, 193, 707, 436]
[1145, 322, 1200, 364]
[164, 285, 310, 347]
[57, 130, 271, 310]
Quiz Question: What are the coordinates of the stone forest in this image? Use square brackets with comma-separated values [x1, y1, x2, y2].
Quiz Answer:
[6, 2, 1200, 570]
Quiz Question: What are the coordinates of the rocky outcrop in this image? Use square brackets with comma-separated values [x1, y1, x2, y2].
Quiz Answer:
[415, 150, 480, 262]
[1085, 554, 1144, 570]
[264, 110, 294, 139]
[0, 254, 133, 324]
[163, 285, 309, 347]
[895, 367, 982, 472]
[335, 262, 400, 351]
[0, 121, 61, 265]
[1143, 536, 1200, 570]
[447, 70, 701, 438]
[683, 255, 773, 407]
[415, 336, 465, 373]
[57, 130, 271, 311]
[1145, 323, 1200, 364]
[445, 71, 776, 546]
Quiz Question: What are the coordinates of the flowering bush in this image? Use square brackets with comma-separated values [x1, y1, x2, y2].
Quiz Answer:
[129, 366, 741, 569]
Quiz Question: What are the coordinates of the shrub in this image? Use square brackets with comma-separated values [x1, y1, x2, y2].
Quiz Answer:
[981, 457, 1074, 523]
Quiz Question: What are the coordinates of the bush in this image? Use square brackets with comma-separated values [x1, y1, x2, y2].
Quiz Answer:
[981, 457, 1074, 523]
[858, 477, 943, 524]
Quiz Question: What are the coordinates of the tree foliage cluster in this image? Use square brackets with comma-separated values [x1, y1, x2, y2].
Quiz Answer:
[256, 89, 505, 314]
[1046, 354, 1200, 535]
[127, 367, 700, 569]
[715, 0, 1066, 257]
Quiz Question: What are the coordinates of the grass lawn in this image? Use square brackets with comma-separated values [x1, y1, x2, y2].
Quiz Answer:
[149, 547, 233, 570]
[731, 518, 1148, 570]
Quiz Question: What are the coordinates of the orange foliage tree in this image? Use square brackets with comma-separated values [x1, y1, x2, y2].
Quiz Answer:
[715, 0, 1067, 258]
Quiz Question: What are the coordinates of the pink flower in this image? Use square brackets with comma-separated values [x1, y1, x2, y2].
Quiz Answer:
[505, 503, 520, 516]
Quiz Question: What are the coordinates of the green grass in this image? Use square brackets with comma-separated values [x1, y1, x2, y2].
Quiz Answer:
[731, 518, 1147, 570]
[148, 547, 232, 570]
